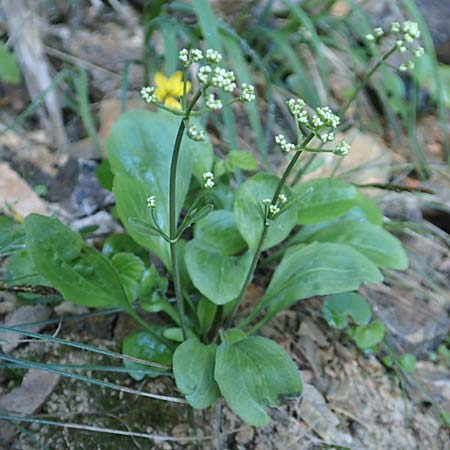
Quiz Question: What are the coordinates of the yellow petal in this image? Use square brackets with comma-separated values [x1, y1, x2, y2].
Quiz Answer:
[165, 96, 182, 109]
[168, 71, 183, 85]
[154, 87, 166, 102]
[154, 72, 168, 99]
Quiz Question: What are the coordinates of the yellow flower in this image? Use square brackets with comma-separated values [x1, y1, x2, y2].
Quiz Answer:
[154, 71, 191, 109]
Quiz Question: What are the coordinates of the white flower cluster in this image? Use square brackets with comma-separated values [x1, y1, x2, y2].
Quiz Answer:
[140, 86, 157, 104]
[274, 134, 295, 153]
[210, 67, 236, 92]
[179, 48, 204, 67]
[262, 194, 287, 218]
[312, 106, 340, 129]
[366, 21, 423, 72]
[240, 83, 256, 102]
[334, 140, 350, 156]
[187, 124, 206, 142]
[205, 49, 222, 64]
[205, 94, 223, 111]
[147, 195, 156, 208]
[287, 98, 306, 115]
[202, 171, 215, 189]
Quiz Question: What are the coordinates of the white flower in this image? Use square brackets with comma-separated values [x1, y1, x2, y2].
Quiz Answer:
[179, 48, 189, 66]
[262, 198, 272, 205]
[320, 132, 335, 143]
[205, 94, 223, 110]
[374, 27, 384, 37]
[190, 48, 204, 62]
[298, 110, 309, 125]
[147, 195, 156, 208]
[140, 86, 157, 104]
[366, 33, 375, 43]
[269, 204, 280, 216]
[278, 193, 287, 204]
[187, 124, 206, 142]
[274, 134, 295, 152]
[391, 22, 400, 33]
[403, 21, 420, 40]
[313, 106, 340, 129]
[406, 60, 415, 70]
[240, 83, 256, 102]
[197, 65, 212, 85]
[210, 67, 236, 92]
[415, 46, 424, 58]
[399, 64, 407, 72]
[205, 48, 222, 64]
[287, 98, 306, 115]
[334, 141, 350, 156]
[202, 171, 215, 189]
[396, 40, 406, 52]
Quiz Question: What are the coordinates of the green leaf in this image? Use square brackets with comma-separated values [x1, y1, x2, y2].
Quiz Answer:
[111, 252, 145, 302]
[185, 239, 252, 305]
[398, 353, 417, 373]
[0, 43, 21, 85]
[0, 216, 24, 255]
[349, 321, 385, 350]
[197, 297, 217, 333]
[225, 150, 258, 172]
[122, 329, 172, 380]
[322, 293, 372, 330]
[95, 159, 114, 191]
[139, 267, 179, 325]
[6, 248, 49, 286]
[214, 336, 302, 426]
[113, 174, 170, 267]
[25, 214, 128, 308]
[297, 219, 408, 270]
[102, 233, 148, 261]
[173, 338, 220, 409]
[106, 109, 213, 268]
[234, 174, 297, 251]
[295, 179, 360, 224]
[194, 210, 247, 256]
[255, 242, 383, 324]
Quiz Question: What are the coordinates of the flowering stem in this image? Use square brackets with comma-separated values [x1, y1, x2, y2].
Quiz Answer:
[169, 89, 202, 341]
[341, 45, 397, 117]
[224, 134, 314, 329]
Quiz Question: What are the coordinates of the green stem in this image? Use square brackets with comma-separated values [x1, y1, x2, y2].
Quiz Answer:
[224, 135, 314, 329]
[169, 90, 202, 341]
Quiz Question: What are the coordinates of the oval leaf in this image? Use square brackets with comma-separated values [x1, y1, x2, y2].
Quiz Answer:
[295, 179, 360, 224]
[256, 242, 383, 324]
[349, 321, 385, 350]
[106, 109, 213, 268]
[122, 329, 172, 380]
[173, 338, 220, 409]
[185, 239, 252, 305]
[214, 336, 302, 426]
[25, 214, 128, 308]
[234, 174, 297, 251]
[111, 252, 145, 302]
[323, 292, 372, 330]
[297, 219, 408, 270]
[194, 210, 247, 256]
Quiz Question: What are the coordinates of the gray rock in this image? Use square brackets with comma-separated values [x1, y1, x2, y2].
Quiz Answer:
[1, 305, 50, 353]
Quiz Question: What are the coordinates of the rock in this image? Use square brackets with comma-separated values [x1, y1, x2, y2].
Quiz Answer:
[366, 284, 450, 356]
[235, 425, 255, 446]
[0, 305, 51, 353]
[297, 384, 341, 441]
[0, 163, 48, 218]
[0, 369, 60, 445]
[303, 130, 392, 186]
[71, 210, 122, 236]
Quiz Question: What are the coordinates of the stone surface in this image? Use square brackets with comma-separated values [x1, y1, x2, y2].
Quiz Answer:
[0, 162, 47, 217]
[0, 369, 60, 446]
[0, 305, 51, 353]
